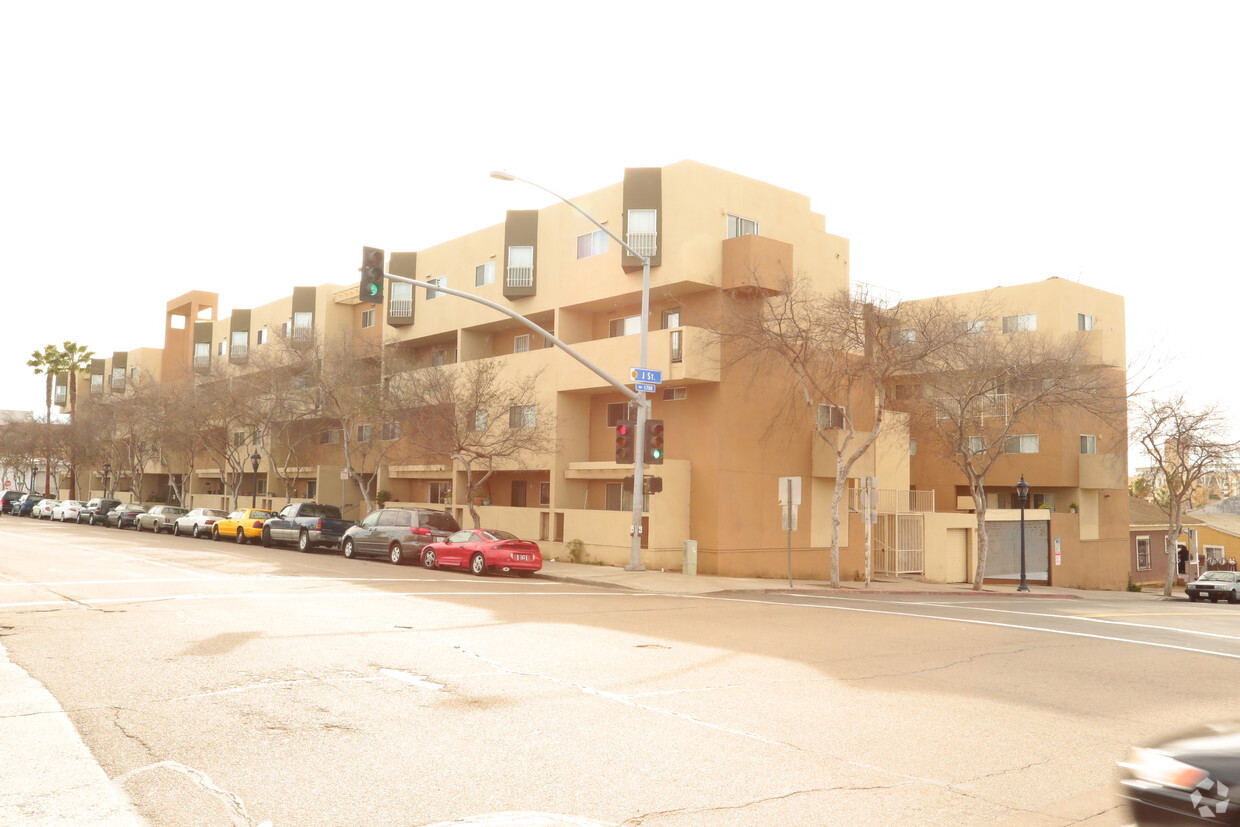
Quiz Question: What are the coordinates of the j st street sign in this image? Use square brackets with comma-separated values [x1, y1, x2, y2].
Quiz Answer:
[629, 368, 662, 384]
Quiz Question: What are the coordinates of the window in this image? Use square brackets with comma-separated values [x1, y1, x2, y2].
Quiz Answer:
[233, 431, 246, 447]
[514, 334, 530, 353]
[1004, 434, 1040, 454]
[966, 436, 986, 454]
[1205, 544, 1226, 563]
[475, 261, 495, 287]
[817, 404, 845, 430]
[539, 481, 550, 506]
[607, 402, 629, 427]
[231, 330, 248, 359]
[431, 350, 446, 367]
[1080, 435, 1098, 454]
[194, 342, 210, 368]
[390, 282, 414, 317]
[606, 482, 649, 512]
[306, 480, 317, 499]
[662, 387, 687, 401]
[609, 315, 641, 337]
[293, 312, 313, 338]
[507, 246, 534, 287]
[1078, 313, 1095, 331]
[1002, 313, 1037, 333]
[381, 422, 400, 441]
[471, 409, 488, 431]
[626, 209, 657, 256]
[257, 328, 267, 345]
[111, 367, 125, 390]
[961, 319, 986, 335]
[281, 321, 291, 338]
[357, 424, 371, 443]
[429, 481, 451, 504]
[576, 229, 608, 259]
[727, 214, 759, 238]
[1136, 536, 1151, 571]
[909, 439, 917, 456]
[892, 329, 916, 345]
[511, 481, 527, 508]
[426, 276, 446, 300]
[509, 404, 535, 429]
[320, 429, 341, 445]
[361, 309, 375, 329]
[91, 374, 103, 393]
[1033, 493, 1056, 511]
[256, 479, 267, 496]
[662, 308, 681, 329]
[670, 330, 683, 363]
[217, 340, 226, 356]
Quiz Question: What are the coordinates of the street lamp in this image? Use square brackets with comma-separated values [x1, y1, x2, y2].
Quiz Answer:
[31, 466, 38, 494]
[1015, 475, 1030, 592]
[102, 462, 111, 499]
[250, 451, 261, 508]
[492, 170, 652, 572]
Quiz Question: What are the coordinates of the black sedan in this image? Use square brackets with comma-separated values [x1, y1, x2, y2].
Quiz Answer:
[1118, 722, 1240, 823]
[104, 504, 147, 529]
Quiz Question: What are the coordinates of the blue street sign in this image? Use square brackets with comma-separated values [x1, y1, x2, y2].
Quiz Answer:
[635, 382, 657, 393]
[629, 368, 663, 384]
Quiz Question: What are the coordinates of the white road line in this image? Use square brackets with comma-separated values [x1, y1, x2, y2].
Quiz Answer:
[0, 591, 624, 609]
[0, 576, 545, 587]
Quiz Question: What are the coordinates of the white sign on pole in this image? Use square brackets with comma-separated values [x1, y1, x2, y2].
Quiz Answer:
[781, 504, 799, 531]
[777, 476, 802, 506]
[340, 468, 350, 480]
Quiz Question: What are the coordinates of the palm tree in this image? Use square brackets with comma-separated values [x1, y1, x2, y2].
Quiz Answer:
[27, 344, 65, 496]
[59, 341, 95, 498]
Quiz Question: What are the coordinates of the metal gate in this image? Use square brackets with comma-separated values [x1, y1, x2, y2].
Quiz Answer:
[875, 513, 926, 576]
[984, 520, 1049, 581]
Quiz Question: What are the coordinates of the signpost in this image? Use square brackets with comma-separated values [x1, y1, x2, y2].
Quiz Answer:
[778, 477, 802, 588]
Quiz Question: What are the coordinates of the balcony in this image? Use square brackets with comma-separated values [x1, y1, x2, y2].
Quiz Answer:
[556, 327, 720, 393]
[625, 231, 657, 258]
[193, 354, 210, 370]
[230, 344, 248, 363]
[849, 488, 936, 513]
[389, 298, 413, 318]
[505, 265, 534, 288]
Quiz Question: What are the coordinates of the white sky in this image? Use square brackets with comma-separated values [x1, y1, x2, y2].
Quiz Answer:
[4, 2, 1238, 473]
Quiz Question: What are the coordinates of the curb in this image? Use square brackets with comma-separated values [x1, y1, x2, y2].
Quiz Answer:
[777, 588, 1081, 599]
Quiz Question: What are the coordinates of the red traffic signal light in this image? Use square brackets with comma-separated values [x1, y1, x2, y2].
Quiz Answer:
[615, 419, 635, 464]
[360, 246, 385, 305]
[644, 419, 665, 465]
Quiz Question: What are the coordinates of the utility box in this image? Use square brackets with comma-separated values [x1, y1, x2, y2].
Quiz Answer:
[683, 540, 698, 576]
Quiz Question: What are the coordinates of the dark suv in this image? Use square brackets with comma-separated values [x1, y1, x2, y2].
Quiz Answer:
[1, 490, 30, 515]
[78, 498, 122, 526]
[340, 507, 461, 565]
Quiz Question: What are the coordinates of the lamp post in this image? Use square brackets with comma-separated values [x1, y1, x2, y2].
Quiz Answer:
[250, 451, 261, 508]
[492, 170, 651, 572]
[1015, 475, 1030, 592]
[31, 466, 38, 495]
[102, 462, 111, 499]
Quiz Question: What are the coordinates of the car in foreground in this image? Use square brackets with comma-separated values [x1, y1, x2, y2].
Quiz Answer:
[135, 505, 189, 533]
[172, 508, 229, 538]
[51, 500, 87, 522]
[1117, 722, 1240, 823]
[212, 508, 277, 543]
[421, 529, 542, 577]
[1185, 570, 1240, 603]
[79, 498, 122, 525]
[1, 490, 28, 514]
[340, 507, 460, 565]
[32, 499, 60, 519]
[105, 504, 147, 529]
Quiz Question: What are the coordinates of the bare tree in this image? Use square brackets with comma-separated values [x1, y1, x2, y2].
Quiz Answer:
[718, 275, 968, 586]
[395, 359, 555, 528]
[244, 336, 323, 499]
[912, 317, 1125, 590]
[1131, 396, 1240, 596]
[109, 379, 165, 501]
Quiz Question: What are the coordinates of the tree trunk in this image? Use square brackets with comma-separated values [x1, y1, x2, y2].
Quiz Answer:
[971, 483, 989, 591]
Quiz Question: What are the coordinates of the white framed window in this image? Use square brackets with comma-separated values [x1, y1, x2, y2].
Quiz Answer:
[111, 367, 125, 389]
[727, 214, 759, 238]
[539, 481, 550, 506]
[961, 319, 986, 335]
[381, 422, 400, 441]
[606, 402, 629, 427]
[361, 309, 375, 329]
[1033, 493, 1056, 510]
[507, 246, 534, 287]
[257, 328, 267, 345]
[230, 330, 248, 359]
[475, 261, 495, 287]
[1080, 434, 1098, 454]
[892, 329, 916, 345]
[509, 404, 536, 429]
[1078, 313, 1095, 331]
[1002, 313, 1037, 333]
[909, 439, 918, 456]
[1004, 434, 1040, 454]
[966, 436, 986, 454]
[390, 282, 414, 317]
[662, 308, 681, 329]
[817, 404, 845, 430]
[514, 334, 530, 353]
[217, 340, 226, 356]
[320, 429, 341, 445]
[576, 229, 608, 259]
[626, 209, 657, 256]
[281, 321, 291, 338]
[670, 330, 683, 363]
[427, 276, 446, 300]
[431, 350, 446, 367]
[472, 409, 488, 431]
[662, 387, 687, 401]
[233, 431, 246, 447]
[130, 366, 138, 380]
[1136, 536, 1151, 571]
[357, 424, 372, 443]
[90, 374, 103, 393]
[609, 315, 641, 337]
[1205, 544, 1226, 563]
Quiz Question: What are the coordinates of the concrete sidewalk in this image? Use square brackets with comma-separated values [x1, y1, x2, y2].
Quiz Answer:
[533, 559, 1175, 601]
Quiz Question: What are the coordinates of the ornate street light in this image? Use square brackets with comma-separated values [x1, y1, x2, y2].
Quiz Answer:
[1015, 475, 1031, 592]
[102, 462, 111, 499]
[31, 466, 38, 495]
[250, 451, 261, 508]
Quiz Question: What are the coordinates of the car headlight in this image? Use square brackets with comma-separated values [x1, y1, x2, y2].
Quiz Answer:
[1123, 748, 1210, 790]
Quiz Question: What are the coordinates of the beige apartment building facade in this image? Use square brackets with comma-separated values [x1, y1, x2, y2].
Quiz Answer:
[66, 161, 1131, 588]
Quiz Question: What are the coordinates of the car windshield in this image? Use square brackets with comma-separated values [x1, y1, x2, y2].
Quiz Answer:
[1198, 571, 1237, 582]
[204, 509, 227, 517]
[480, 530, 519, 541]
[425, 512, 460, 532]
[251, 510, 277, 519]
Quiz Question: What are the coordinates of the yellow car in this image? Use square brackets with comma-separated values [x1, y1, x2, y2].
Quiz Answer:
[211, 508, 277, 544]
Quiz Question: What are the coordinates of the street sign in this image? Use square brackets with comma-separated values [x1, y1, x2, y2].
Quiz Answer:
[339, 468, 350, 480]
[629, 368, 662, 384]
[634, 382, 657, 393]
[777, 476, 802, 506]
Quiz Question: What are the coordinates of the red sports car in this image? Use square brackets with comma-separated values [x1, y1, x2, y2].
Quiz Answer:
[422, 529, 542, 577]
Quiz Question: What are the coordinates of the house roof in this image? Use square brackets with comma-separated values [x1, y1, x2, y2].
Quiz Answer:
[1181, 512, 1240, 540]
[1129, 496, 1202, 528]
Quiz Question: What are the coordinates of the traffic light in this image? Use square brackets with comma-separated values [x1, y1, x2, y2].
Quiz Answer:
[644, 419, 665, 465]
[360, 246, 385, 304]
[615, 420, 635, 464]
[646, 476, 663, 494]
[622, 475, 636, 492]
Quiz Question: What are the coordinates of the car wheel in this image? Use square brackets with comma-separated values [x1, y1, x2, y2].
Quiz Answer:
[211, 526, 220, 542]
[261, 527, 272, 548]
[297, 531, 311, 553]
[192, 524, 202, 539]
[343, 539, 355, 559]
[389, 543, 403, 565]
[1230, 591, 1239, 605]
[153, 523, 161, 535]
[470, 554, 486, 577]
[173, 523, 181, 537]
[135, 520, 143, 532]
[1209, 595, 1219, 603]
[236, 528, 247, 545]
[88, 514, 96, 526]
[1188, 593, 1198, 602]
[422, 548, 437, 569]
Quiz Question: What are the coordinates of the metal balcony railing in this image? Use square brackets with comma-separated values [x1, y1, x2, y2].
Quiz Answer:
[625, 231, 657, 258]
[389, 298, 413, 317]
[848, 488, 935, 514]
[506, 265, 534, 288]
[230, 345, 248, 360]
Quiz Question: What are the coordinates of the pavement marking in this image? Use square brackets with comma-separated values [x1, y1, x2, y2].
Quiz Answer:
[0, 591, 623, 609]
[0, 576, 549, 587]
[380, 668, 444, 690]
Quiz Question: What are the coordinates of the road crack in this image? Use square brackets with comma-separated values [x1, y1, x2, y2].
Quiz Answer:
[620, 784, 910, 824]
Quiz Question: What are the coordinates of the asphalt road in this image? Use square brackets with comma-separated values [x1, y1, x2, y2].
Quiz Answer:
[2, 515, 1238, 826]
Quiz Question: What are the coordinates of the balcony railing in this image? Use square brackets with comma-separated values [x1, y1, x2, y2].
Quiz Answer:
[193, 354, 210, 369]
[292, 326, 313, 340]
[230, 345, 248, 361]
[506, 265, 534, 288]
[626, 231, 657, 258]
[848, 488, 935, 514]
[389, 298, 413, 317]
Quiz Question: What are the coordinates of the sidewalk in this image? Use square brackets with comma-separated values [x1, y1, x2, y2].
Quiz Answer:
[534, 559, 1174, 600]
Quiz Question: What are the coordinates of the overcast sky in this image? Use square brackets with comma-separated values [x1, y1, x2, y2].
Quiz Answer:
[4, 2, 1238, 472]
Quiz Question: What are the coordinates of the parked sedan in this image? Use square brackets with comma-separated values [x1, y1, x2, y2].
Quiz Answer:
[1185, 570, 1240, 603]
[32, 499, 60, 520]
[171, 508, 229, 539]
[105, 504, 147, 529]
[1118, 722, 1240, 822]
[421, 529, 542, 577]
[134, 505, 189, 534]
[51, 500, 87, 522]
[211, 508, 277, 544]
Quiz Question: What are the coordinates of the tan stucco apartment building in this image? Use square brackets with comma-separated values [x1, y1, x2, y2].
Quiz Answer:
[68, 161, 1131, 588]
